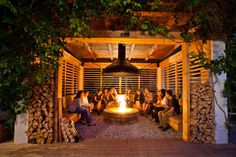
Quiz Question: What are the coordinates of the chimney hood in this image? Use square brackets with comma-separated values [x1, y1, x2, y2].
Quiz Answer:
[103, 44, 140, 76]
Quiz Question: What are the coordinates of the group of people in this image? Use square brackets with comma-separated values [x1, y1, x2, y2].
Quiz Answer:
[68, 90, 96, 126]
[126, 88, 181, 131]
[68, 87, 181, 131]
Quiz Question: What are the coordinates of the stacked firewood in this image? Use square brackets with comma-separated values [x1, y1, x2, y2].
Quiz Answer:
[60, 117, 80, 143]
[190, 82, 215, 144]
[26, 77, 55, 144]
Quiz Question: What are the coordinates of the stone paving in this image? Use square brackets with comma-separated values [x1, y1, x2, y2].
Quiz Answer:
[1, 139, 236, 157]
[76, 113, 181, 139]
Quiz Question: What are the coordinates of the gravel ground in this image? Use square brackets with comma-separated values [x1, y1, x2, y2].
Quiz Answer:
[76, 113, 181, 140]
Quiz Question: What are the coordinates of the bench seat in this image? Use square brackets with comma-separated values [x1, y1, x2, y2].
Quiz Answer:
[66, 113, 81, 123]
[168, 115, 182, 132]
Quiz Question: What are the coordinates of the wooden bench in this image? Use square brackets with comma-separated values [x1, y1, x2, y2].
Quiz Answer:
[62, 95, 81, 123]
[168, 115, 182, 132]
[167, 98, 182, 132]
[66, 113, 81, 123]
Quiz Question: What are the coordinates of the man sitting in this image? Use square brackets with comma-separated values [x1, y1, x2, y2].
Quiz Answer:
[158, 90, 180, 131]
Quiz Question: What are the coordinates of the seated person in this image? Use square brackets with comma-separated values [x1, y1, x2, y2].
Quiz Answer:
[142, 88, 153, 116]
[133, 89, 145, 113]
[151, 89, 168, 122]
[102, 88, 109, 108]
[81, 90, 94, 115]
[158, 90, 180, 131]
[125, 89, 133, 108]
[94, 88, 103, 115]
[107, 88, 119, 108]
[68, 90, 95, 126]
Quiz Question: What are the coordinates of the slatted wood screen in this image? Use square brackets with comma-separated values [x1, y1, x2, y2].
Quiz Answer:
[84, 68, 101, 93]
[189, 42, 210, 84]
[62, 60, 79, 96]
[121, 76, 139, 94]
[168, 64, 176, 94]
[162, 66, 168, 89]
[177, 61, 183, 97]
[83, 68, 157, 94]
[140, 69, 157, 92]
[102, 75, 119, 92]
[161, 56, 183, 96]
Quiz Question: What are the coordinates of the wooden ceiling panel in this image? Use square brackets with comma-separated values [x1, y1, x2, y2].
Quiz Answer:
[65, 37, 181, 62]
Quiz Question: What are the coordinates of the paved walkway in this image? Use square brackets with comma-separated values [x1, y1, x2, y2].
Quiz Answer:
[1, 139, 236, 157]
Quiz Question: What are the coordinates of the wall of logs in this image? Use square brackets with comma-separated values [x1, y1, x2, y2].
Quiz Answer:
[190, 82, 215, 144]
[26, 72, 55, 144]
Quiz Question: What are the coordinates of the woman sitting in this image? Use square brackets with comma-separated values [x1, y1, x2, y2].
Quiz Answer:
[81, 90, 94, 115]
[68, 90, 96, 126]
[94, 88, 103, 115]
[107, 88, 119, 108]
[102, 88, 109, 108]
[133, 89, 145, 114]
[125, 89, 133, 108]
[142, 88, 153, 116]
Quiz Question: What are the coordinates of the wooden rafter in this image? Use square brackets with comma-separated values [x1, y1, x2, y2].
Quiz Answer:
[128, 44, 135, 61]
[145, 44, 158, 61]
[108, 44, 113, 61]
[85, 43, 96, 60]
[65, 37, 183, 45]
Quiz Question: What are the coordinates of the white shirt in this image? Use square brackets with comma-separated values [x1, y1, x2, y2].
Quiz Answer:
[162, 97, 168, 107]
[81, 96, 89, 107]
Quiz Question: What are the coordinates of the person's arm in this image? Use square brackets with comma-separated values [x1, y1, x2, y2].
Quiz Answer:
[162, 106, 170, 113]
[111, 93, 116, 100]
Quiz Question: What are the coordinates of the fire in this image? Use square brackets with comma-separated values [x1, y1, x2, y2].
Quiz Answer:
[117, 94, 126, 113]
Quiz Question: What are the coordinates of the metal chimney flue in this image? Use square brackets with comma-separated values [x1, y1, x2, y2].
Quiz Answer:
[102, 44, 140, 76]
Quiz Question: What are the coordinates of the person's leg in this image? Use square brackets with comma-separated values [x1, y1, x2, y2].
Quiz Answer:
[162, 111, 174, 130]
[158, 111, 164, 127]
[76, 108, 91, 124]
[154, 107, 164, 122]
[97, 101, 102, 115]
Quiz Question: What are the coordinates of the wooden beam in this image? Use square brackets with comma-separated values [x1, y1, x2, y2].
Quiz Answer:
[146, 44, 158, 61]
[65, 37, 183, 45]
[85, 43, 97, 60]
[82, 58, 160, 63]
[108, 44, 113, 61]
[182, 43, 190, 142]
[128, 44, 135, 61]
[132, 11, 192, 17]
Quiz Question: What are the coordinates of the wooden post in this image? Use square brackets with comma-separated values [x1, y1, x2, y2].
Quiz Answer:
[100, 68, 103, 88]
[79, 65, 84, 90]
[157, 67, 162, 90]
[119, 77, 122, 94]
[138, 76, 140, 89]
[182, 43, 190, 141]
[55, 57, 63, 142]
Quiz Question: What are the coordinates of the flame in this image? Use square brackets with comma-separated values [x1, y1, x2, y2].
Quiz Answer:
[117, 94, 126, 113]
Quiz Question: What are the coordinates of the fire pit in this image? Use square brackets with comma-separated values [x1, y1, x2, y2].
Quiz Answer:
[103, 95, 138, 124]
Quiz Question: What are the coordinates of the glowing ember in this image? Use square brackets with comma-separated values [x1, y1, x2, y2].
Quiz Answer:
[117, 94, 126, 113]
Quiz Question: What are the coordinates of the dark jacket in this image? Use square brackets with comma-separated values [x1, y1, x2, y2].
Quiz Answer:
[168, 97, 180, 115]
